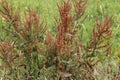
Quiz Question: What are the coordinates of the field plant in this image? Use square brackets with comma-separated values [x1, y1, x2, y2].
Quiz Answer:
[0, 0, 119, 80]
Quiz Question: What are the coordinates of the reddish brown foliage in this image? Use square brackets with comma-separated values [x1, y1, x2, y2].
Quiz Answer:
[86, 16, 112, 57]
[74, 0, 88, 20]
[0, 40, 17, 68]
[0, 0, 13, 22]
[92, 16, 112, 42]
[56, 0, 73, 55]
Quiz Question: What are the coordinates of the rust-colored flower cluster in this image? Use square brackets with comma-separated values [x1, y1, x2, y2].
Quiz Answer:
[0, 40, 17, 68]
[92, 16, 112, 42]
[0, 0, 46, 54]
[86, 16, 112, 57]
[56, 1, 72, 55]
[0, 0, 13, 22]
[56, 0, 87, 55]
[51, 0, 88, 77]
[74, 0, 87, 20]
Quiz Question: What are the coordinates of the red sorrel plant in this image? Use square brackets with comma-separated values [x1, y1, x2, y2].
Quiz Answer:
[0, 0, 116, 80]
[56, 0, 72, 56]
[0, 39, 22, 79]
[0, 0, 46, 79]
[85, 15, 112, 62]
[45, 0, 89, 79]
[0, 40, 15, 69]
[55, 0, 87, 59]
[81, 15, 113, 79]
[74, 0, 87, 20]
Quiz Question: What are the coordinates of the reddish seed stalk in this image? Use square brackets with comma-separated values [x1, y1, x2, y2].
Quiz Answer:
[86, 16, 112, 57]
[74, 0, 88, 20]
[56, 0, 72, 55]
